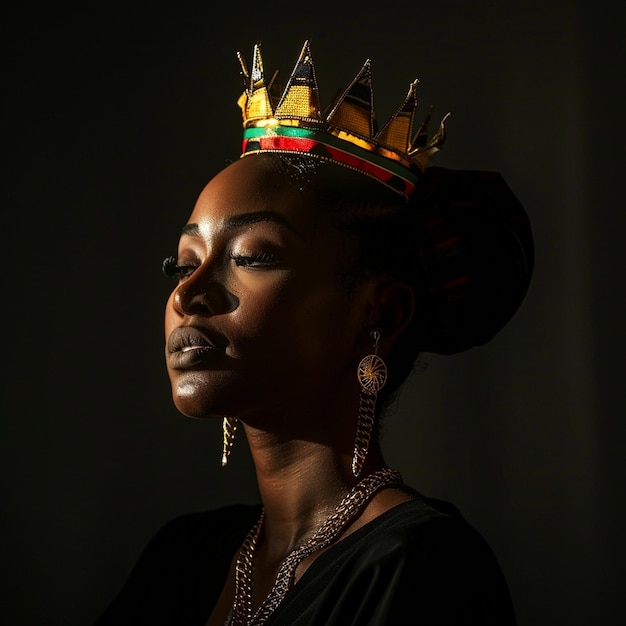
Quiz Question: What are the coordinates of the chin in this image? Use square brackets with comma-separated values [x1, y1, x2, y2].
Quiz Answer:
[169, 374, 224, 419]
[172, 397, 223, 420]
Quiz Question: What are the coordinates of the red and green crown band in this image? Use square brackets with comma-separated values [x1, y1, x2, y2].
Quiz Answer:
[241, 126, 419, 199]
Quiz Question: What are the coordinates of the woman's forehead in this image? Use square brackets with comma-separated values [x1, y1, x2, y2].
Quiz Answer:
[183, 156, 337, 242]
[189, 156, 322, 223]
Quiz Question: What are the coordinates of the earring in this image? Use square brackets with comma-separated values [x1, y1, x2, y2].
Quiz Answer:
[352, 330, 388, 477]
[221, 416, 239, 467]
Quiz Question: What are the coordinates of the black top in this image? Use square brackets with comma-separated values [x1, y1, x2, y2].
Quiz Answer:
[96, 497, 516, 625]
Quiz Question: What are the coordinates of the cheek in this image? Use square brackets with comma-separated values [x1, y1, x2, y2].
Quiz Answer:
[243, 280, 357, 369]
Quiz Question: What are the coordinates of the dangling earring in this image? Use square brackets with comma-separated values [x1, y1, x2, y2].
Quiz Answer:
[352, 330, 387, 477]
[221, 416, 239, 467]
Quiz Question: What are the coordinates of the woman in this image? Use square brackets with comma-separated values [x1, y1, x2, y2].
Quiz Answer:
[96, 41, 533, 625]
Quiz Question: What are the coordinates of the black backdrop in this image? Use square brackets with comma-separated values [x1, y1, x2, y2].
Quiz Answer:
[3, 2, 624, 624]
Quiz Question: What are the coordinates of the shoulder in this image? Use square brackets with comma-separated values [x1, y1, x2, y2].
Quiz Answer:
[359, 496, 513, 588]
[372, 495, 497, 550]
[273, 497, 516, 625]
[95, 504, 261, 625]
[335, 496, 501, 570]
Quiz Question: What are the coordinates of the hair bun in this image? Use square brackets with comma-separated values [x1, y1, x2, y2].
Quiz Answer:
[415, 166, 534, 355]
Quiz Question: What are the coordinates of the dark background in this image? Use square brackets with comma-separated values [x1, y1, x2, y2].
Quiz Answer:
[3, 1, 624, 624]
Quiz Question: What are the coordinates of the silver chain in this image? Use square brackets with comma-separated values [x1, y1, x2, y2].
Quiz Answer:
[228, 467, 403, 626]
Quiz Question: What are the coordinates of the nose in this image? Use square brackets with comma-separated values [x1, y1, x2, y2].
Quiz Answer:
[171, 267, 239, 317]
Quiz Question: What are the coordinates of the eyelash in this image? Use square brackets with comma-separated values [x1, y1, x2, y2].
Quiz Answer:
[162, 256, 196, 280]
[161, 251, 280, 279]
[229, 250, 280, 268]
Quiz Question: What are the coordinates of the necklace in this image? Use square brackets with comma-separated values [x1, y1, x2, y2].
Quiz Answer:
[227, 467, 403, 626]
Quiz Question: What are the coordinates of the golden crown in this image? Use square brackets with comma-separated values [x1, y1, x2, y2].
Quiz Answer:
[237, 40, 450, 199]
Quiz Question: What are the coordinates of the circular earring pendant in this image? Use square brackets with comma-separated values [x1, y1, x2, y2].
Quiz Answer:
[358, 354, 388, 393]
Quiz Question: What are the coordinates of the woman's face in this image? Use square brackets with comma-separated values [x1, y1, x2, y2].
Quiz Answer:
[164, 155, 373, 429]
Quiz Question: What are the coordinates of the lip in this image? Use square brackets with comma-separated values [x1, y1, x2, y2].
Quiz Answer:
[167, 326, 228, 370]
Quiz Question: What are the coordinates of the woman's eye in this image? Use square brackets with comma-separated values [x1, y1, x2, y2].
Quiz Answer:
[162, 256, 198, 280]
[230, 251, 280, 269]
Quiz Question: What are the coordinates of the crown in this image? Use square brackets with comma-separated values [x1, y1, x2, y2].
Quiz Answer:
[236, 40, 450, 199]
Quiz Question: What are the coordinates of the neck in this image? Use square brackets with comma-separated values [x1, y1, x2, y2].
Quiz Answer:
[241, 421, 388, 556]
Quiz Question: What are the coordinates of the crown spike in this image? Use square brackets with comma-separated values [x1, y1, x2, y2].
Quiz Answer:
[326, 59, 375, 140]
[376, 79, 419, 154]
[238, 43, 275, 128]
[250, 43, 264, 88]
[411, 103, 434, 149]
[410, 111, 451, 169]
[274, 40, 322, 124]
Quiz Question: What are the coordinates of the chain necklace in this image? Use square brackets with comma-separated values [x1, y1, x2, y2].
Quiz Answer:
[227, 467, 403, 626]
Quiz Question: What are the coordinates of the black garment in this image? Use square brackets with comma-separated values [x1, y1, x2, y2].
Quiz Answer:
[96, 497, 516, 625]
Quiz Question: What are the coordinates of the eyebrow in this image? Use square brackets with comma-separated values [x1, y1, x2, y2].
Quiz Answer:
[181, 210, 301, 237]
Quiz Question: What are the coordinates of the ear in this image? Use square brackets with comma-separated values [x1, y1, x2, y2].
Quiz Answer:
[362, 277, 415, 356]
